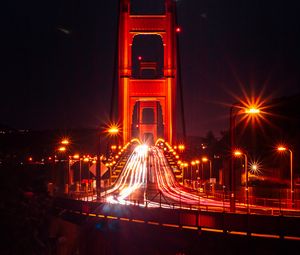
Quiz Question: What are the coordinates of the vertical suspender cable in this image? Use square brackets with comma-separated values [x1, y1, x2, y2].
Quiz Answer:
[109, 0, 121, 123]
[174, 2, 187, 143]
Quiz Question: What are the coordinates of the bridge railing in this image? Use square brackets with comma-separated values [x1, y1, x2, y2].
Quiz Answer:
[52, 196, 300, 239]
[49, 185, 300, 217]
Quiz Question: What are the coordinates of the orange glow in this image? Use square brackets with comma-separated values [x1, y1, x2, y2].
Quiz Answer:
[61, 138, 69, 145]
[222, 85, 276, 138]
[202, 157, 209, 162]
[108, 125, 119, 135]
[178, 144, 185, 151]
[244, 107, 260, 114]
[73, 154, 80, 159]
[28, 157, 33, 161]
[277, 146, 287, 151]
[233, 150, 243, 156]
[58, 146, 66, 152]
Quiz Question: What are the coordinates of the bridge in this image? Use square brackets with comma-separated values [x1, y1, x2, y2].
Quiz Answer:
[49, 0, 300, 250]
[52, 140, 300, 240]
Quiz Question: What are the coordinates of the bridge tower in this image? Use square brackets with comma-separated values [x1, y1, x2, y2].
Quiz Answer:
[118, 0, 177, 145]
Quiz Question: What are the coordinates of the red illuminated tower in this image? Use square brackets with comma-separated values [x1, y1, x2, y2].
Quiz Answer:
[118, 0, 177, 145]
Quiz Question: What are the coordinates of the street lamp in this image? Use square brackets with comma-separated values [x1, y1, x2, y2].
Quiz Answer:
[181, 162, 188, 186]
[71, 154, 81, 192]
[61, 138, 70, 145]
[233, 149, 249, 212]
[229, 102, 261, 212]
[96, 129, 103, 201]
[107, 126, 119, 135]
[202, 157, 212, 181]
[191, 161, 196, 184]
[277, 146, 294, 205]
[178, 144, 185, 152]
[107, 125, 119, 184]
[57, 144, 68, 194]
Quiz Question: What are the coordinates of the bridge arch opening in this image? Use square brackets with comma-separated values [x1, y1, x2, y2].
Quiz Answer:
[132, 34, 164, 79]
[130, 0, 165, 15]
[142, 108, 155, 124]
[131, 101, 164, 142]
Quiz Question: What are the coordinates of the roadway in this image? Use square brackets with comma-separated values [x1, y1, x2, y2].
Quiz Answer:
[87, 144, 300, 216]
[101, 144, 228, 209]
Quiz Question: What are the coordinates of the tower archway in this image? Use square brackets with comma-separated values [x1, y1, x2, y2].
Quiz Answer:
[118, 0, 177, 144]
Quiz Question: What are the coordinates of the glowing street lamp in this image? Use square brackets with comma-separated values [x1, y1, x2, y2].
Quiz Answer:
[108, 126, 119, 135]
[202, 157, 212, 181]
[178, 144, 185, 152]
[181, 162, 188, 186]
[57, 142, 69, 193]
[229, 102, 261, 212]
[251, 164, 258, 172]
[277, 145, 294, 204]
[61, 138, 70, 145]
[233, 149, 249, 212]
[244, 107, 260, 114]
[190, 161, 196, 182]
[58, 146, 66, 152]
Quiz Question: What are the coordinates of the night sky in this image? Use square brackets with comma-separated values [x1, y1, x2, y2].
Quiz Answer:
[2, 0, 300, 137]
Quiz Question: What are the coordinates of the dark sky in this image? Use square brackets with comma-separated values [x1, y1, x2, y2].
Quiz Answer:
[1, 0, 300, 137]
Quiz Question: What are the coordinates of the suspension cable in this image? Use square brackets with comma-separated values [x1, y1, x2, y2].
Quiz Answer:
[174, 1, 187, 143]
[109, 0, 121, 123]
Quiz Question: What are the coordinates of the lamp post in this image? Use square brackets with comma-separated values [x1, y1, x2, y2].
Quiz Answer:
[71, 154, 80, 192]
[57, 138, 70, 194]
[277, 146, 294, 205]
[96, 130, 102, 201]
[191, 161, 196, 184]
[181, 162, 188, 186]
[83, 157, 90, 192]
[202, 157, 212, 181]
[107, 125, 119, 185]
[229, 103, 261, 212]
[234, 150, 249, 212]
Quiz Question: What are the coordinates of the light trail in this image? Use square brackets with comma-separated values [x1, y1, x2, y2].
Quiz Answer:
[104, 144, 148, 204]
[101, 144, 228, 209]
[84, 143, 287, 214]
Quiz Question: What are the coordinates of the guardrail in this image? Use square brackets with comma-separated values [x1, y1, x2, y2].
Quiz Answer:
[53, 197, 300, 240]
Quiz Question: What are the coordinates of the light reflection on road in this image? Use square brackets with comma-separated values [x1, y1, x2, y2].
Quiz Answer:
[102, 144, 227, 208]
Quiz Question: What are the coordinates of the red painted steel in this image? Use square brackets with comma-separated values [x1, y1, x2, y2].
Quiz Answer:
[118, 0, 177, 144]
